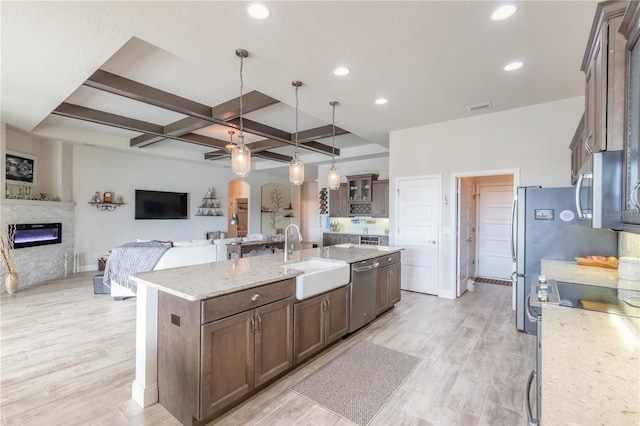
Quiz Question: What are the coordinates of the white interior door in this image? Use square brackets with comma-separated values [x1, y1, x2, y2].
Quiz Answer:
[457, 179, 476, 297]
[477, 185, 513, 280]
[397, 177, 440, 295]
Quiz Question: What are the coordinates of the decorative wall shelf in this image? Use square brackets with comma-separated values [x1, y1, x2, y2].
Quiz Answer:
[196, 187, 223, 216]
[88, 202, 125, 212]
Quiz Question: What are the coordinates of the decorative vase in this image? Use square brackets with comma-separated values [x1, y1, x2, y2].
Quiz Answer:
[5, 272, 18, 294]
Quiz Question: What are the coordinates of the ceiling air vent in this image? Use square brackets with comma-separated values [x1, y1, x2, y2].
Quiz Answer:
[466, 102, 492, 111]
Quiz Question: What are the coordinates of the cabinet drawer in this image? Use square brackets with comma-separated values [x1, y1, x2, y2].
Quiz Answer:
[377, 252, 401, 268]
[202, 279, 295, 324]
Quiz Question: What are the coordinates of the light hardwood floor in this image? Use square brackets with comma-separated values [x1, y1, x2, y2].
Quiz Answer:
[1, 272, 534, 426]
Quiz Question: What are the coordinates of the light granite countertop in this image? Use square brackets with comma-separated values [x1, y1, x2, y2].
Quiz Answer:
[130, 245, 402, 301]
[541, 259, 618, 288]
[542, 304, 640, 425]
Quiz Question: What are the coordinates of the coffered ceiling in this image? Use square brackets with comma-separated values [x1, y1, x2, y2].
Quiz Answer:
[1, 1, 599, 177]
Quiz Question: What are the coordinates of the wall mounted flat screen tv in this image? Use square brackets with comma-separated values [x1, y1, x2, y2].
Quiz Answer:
[135, 190, 188, 220]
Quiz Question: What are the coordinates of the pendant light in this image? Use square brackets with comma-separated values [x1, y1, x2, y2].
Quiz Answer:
[326, 101, 341, 190]
[289, 81, 304, 185]
[231, 49, 251, 177]
[226, 130, 235, 151]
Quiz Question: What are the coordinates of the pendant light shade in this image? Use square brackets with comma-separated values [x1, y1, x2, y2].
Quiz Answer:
[327, 164, 340, 190]
[289, 152, 305, 185]
[232, 49, 251, 177]
[326, 101, 341, 190]
[231, 134, 251, 177]
[289, 81, 304, 185]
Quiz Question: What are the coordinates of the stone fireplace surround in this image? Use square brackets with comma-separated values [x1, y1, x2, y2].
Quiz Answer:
[0, 199, 75, 291]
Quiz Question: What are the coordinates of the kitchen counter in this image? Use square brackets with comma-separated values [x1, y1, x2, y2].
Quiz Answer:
[541, 259, 618, 288]
[131, 245, 402, 301]
[542, 304, 640, 425]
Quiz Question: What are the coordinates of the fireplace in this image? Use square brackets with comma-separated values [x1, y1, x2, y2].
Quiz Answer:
[12, 223, 62, 249]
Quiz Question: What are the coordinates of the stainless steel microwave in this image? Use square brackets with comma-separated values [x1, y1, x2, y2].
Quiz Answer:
[575, 150, 623, 229]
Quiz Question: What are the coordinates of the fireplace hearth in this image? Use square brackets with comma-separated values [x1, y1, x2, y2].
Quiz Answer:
[12, 223, 62, 249]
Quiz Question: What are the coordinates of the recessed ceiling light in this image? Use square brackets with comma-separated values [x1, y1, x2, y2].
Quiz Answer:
[491, 5, 517, 21]
[375, 98, 388, 105]
[504, 61, 523, 71]
[334, 66, 350, 76]
[247, 3, 270, 20]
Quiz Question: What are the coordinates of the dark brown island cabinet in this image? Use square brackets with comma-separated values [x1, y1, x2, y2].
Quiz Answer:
[157, 279, 295, 425]
[376, 252, 402, 315]
[293, 285, 350, 364]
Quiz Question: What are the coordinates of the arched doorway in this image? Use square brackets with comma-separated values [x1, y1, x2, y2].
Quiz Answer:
[228, 179, 250, 238]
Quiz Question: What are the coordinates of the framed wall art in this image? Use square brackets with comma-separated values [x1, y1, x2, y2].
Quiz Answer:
[5, 151, 37, 184]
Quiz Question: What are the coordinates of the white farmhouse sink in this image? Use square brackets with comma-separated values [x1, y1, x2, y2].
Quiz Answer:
[282, 259, 350, 300]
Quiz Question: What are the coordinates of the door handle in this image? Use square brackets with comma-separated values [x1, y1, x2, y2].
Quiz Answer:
[256, 314, 262, 333]
[584, 130, 593, 154]
[510, 198, 517, 262]
[429, 240, 437, 244]
[249, 317, 255, 335]
[465, 237, 472, 243]
[575, 172, 593, 220]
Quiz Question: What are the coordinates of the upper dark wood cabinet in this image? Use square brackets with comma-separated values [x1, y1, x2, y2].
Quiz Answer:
[371, 180, 390, 217]
[620, 1, 640, 227]
[581, 1, 628, 155]
[329, 183, 348, 217]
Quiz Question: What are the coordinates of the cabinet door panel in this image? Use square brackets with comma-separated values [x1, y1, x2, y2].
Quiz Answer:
[293, 295, 325, 364]
[200, 310, 254, 419]
[325, 286, 350, 345]
[376, 266, 390, 315]
[388, 263, 402, 306]
[372, 182, 389, 217]
[254, 297, 293, 386]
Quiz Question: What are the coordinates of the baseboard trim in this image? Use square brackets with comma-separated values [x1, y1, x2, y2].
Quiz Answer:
[132, 380, 158, 408]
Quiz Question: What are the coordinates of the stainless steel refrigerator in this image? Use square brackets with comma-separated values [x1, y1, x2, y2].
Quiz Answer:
[514, 186, 618, 334]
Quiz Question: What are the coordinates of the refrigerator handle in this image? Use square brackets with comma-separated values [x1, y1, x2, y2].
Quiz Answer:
[510, 197, 517, 262]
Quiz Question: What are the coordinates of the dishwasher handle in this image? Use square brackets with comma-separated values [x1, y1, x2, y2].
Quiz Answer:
[352, 261, 379, 272]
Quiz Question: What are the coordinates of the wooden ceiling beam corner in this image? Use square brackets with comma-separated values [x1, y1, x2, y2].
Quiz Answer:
[131, 117, 211, 147]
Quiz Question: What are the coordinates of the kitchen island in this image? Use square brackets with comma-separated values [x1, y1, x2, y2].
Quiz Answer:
[128, 245, 402, 423]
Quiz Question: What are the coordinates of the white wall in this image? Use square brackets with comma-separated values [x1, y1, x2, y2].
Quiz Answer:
[5, 127, 66, 200]
[389, 96, 584, 298]
[73, 145, 292, 271]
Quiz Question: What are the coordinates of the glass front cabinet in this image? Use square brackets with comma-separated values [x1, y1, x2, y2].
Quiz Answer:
[348, 174, 377, 202]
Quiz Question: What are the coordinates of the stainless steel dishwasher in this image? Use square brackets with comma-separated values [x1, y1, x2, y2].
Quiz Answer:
[349, 258, 379, 332]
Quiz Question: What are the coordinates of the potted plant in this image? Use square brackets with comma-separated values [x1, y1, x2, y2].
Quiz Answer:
[1, 224, 18, 294]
